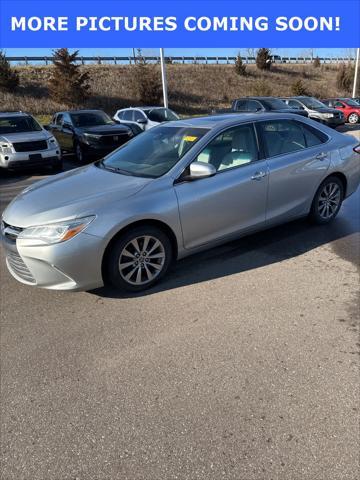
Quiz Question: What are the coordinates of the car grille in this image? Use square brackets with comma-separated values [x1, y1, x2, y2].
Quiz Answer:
[1, 220, 23, 242]
[99, 133, 130, 147]
[13, 140, 48, 152]
[6, 250, 35, 284]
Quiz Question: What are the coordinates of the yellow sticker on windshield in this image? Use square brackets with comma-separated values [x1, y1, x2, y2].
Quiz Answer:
[183, 135, 198, 142]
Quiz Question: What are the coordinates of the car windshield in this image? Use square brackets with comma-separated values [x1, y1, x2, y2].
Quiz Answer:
[98, 125, 209, 178]
[0, 116, 42, 134]
[70, 111, 114, 127]
[344, 99, 360, 106]
[144, 108, 179, 123]
[262, 98, 288, 110]
[301, 97, 327, 109]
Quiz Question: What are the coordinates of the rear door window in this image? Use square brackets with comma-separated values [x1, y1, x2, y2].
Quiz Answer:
[55, 114, 63, 125]
[123, 110, 134, 121]
[234, 100, 248, 111]
[246, 100, 263, 112]
[258, 120, 306, 157]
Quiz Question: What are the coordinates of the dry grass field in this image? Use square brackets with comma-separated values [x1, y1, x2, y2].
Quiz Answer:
[0, 63, 349, 120]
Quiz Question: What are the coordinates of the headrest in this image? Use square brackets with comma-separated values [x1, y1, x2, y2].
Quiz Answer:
[232, 129, 251, 150]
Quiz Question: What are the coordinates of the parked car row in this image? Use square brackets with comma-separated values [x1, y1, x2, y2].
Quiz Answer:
[0, 106, 180, 172]
[216, 95, 360, 128]
[1, 97, 359, 173]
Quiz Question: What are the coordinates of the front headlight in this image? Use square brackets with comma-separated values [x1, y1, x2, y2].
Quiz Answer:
[0, 143, 13, 154]
[83, 133, 101, 143]
[323, 113, 334, 118]
[18, 216, 95, 245]
[47, 136, 58, 147]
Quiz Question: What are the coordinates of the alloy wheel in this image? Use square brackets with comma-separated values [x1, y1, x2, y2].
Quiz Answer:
[118, 235, 166, 285]
[317, 182, 341, 220]
[348, 113, 359, 124]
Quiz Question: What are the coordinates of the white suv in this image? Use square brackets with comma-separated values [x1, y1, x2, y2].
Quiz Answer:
[0, 112, 62, 171]
[113, 107, 179, 131]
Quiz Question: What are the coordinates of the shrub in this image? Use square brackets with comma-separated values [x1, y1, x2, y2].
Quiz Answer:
[234, 54, 246, 76]
[48, 48, 90, 105]
[291, 79, 309, 96]
[313, 56, 321, 68]
[256, 48, 272, 71]
[336, 63, 353, 93]
[252, 79, 272, 96]
[0, 50, 19, 92]
[133, 49, 162, 104]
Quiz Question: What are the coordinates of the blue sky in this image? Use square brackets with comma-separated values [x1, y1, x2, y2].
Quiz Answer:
[3, 48, 356, 58]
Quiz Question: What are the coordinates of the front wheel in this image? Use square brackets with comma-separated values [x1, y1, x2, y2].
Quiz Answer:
[51, 159, 63, 173]
[347, 112, 359, 124]
[308, 176, 344, 224]
[75, 142, 85, 163]
[105, 226, 173, 292]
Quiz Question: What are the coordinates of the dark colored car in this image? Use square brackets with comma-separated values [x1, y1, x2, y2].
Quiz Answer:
[216, 97, 309, 117]
[281, 97, 345, 128]
[321, 98, 360, 124]
[47, 110, 139, 163]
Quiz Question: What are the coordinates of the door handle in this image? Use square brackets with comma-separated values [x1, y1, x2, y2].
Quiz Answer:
[251, 171, 267, 181]
[315, 152, 327, 160]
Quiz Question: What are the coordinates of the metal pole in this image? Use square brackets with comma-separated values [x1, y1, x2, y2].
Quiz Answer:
[132, 48, 136, 64]
[160, 48, 168, 108]
[352, 48, 360, 98]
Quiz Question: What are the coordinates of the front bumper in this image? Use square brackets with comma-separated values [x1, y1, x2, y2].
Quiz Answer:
[0, 147, 61, 169]
[1, 230, 104, 291]
[80, 135, 132, 159]
[310, 115, 345, 126]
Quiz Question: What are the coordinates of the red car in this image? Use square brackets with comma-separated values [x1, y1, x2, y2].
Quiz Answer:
[322, 98, 360, 124]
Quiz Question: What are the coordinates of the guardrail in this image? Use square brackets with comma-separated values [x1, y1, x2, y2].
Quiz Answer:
[6, 55, 356, 66]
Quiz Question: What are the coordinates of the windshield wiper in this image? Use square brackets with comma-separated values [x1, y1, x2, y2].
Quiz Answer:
[96, 160, 134, 176]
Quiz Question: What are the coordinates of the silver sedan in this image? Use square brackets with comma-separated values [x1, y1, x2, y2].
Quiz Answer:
[1, 113, 360, 292]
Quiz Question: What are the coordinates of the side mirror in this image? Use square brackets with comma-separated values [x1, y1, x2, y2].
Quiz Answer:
[43, 124, 50, 130]
[62, 122, 73, 130]
[189, 161, 216, 180]
[137, 118, 147, 124]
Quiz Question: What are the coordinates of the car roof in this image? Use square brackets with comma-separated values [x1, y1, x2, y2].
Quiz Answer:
[121, 106, 168, 110]
[0, 111, 31, 117]
[235, 97, 280, 101]
[166, 112, 303, 129]
[56, 109, 106, 115]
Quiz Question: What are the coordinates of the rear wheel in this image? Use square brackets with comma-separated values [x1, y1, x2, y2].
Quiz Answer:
[309, 176, 344, 224]
[105, 226, 173, 292]
[348, 112, 359, 124]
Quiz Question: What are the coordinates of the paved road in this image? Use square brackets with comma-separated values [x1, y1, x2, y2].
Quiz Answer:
[1, 143, 359, 479]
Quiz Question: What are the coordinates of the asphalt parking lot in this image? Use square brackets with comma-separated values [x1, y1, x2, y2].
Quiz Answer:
[0, 128, 359, 480]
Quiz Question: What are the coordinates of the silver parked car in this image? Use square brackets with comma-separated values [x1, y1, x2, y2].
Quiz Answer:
[0, 112, 62, 171]
[113, 106, 179, 131]
[1, 114, 360, 292]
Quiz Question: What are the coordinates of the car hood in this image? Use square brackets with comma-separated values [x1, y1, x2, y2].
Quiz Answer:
[77, 124, 131, 135]
[0, 130, 51, 144]
[3, 164, 151, 228]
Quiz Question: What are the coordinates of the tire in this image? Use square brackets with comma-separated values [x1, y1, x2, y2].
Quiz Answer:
[308, 176, 344, 225]
[347, 112, 359, 124]
[51, 159, 63, 173]
[105, 226, 173, 292]
[75, 142, 85, 163]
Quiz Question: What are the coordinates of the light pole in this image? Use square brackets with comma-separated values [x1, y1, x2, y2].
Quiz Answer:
[160, 48, 168, 108]
[352, 47, 359, 98]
